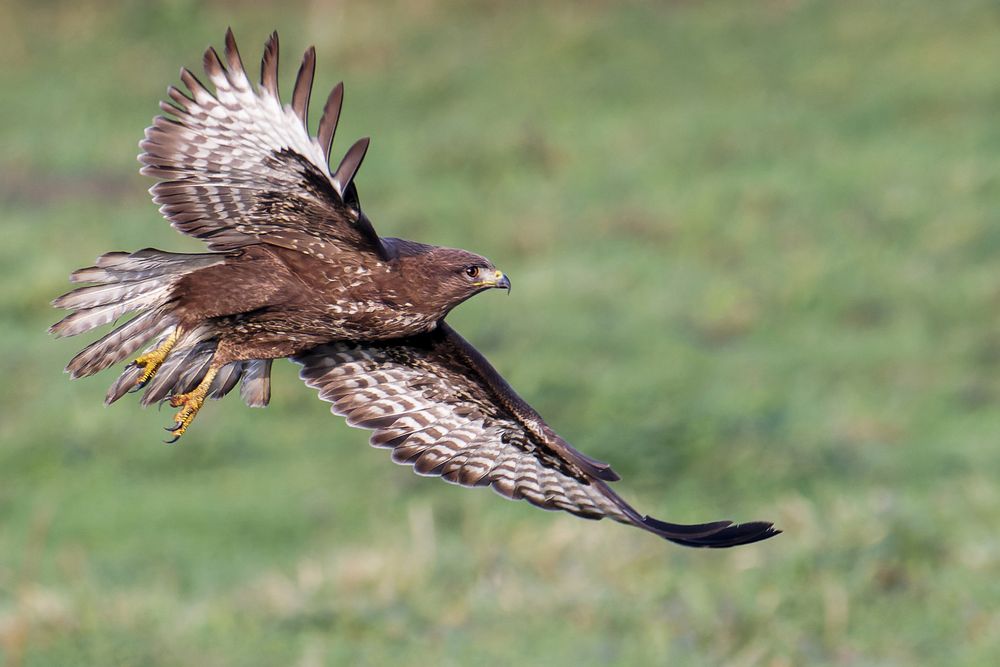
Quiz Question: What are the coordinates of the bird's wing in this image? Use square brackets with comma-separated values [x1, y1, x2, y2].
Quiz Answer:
[140, 29, 386, 260]
[294, 322, 779, 548]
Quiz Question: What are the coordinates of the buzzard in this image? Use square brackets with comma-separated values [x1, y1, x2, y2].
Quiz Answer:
[51, 30, 779, 548]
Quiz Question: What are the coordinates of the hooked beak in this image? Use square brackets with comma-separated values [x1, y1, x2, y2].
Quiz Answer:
[475, 270, 511, 294]
[495, 271, 511, 294]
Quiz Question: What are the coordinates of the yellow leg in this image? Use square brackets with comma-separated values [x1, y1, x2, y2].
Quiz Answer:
[164, 366, 219, 443]
[134, 329, 181, 387]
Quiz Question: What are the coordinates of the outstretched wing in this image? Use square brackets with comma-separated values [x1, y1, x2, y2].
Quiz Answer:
[294, 323, 779, 548]
[140, 29, 385, 259]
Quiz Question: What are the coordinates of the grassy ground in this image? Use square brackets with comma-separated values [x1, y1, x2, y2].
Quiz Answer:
[2, 0, 999, 664]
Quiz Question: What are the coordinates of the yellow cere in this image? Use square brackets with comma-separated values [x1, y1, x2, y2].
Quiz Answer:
[473, 270, 505, 287]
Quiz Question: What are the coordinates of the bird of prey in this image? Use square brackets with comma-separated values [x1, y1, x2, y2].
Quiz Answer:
[51, 30, 779, 548]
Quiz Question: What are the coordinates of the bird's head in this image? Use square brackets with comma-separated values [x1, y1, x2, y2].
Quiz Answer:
[421, 247, 510, 313]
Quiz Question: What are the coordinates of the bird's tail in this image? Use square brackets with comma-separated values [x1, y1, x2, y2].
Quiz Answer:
[51, 248, 274, 408]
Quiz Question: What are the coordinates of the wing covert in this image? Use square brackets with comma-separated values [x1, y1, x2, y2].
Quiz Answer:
[294, 323, 779, 548]
[139, 29, 385, 259]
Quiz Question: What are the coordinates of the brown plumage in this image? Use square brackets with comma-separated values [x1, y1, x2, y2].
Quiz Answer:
[51, 30, 779, 548]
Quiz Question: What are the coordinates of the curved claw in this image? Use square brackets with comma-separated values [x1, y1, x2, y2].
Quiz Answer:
[162, 418, 190, 443]
[131, 330, 181, 391]
[156, 364, 216, 444]
[121, 362, 144, 393]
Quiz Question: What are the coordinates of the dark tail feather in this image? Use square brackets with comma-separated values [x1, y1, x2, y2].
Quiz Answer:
[65, 311, 163, 379]
[50, 278, 173, 337]
[210, 361, 244, 399]
[240, 359, 272, 407]
[58, 248, 273, 412]
[68, 249, 223, 284]
[54, 248, 225, 382]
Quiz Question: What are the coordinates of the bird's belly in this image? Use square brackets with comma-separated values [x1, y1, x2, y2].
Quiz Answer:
[321, 300, 439, 339]
[225, 300, 438, 352]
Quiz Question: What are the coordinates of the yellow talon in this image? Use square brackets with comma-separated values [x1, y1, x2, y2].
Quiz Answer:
[164, 366, 218, 443]
[134, 329, 180, 386]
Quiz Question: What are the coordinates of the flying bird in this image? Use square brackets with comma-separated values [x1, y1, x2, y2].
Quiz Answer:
[51, 30, 779, 548]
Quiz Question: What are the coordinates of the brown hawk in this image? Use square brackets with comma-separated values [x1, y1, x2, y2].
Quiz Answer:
[51, 30, 779, 548]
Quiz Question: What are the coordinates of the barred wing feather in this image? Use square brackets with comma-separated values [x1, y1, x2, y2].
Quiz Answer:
[139, 29, 384, 259]
[294, 323, 779, 548]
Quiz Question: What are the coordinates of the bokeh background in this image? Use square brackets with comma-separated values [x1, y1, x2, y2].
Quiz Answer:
[3, 1, 999, 664]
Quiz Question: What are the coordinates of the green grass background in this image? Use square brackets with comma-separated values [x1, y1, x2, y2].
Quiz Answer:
[2, 1, 999, 664]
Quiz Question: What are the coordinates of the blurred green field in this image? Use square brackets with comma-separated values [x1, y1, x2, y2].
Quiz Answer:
[3, 0, 1000, 664]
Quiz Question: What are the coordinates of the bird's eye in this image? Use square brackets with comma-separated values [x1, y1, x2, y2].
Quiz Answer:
[465, 266, 480, 279]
